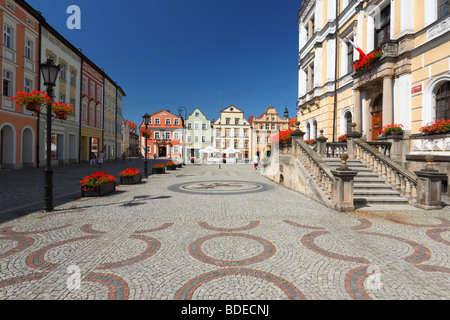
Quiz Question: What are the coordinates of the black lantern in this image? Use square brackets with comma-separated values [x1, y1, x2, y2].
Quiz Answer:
[40, 57, 61, 212]
[143, 113, 151, 178]
[40, 57, 61, 87]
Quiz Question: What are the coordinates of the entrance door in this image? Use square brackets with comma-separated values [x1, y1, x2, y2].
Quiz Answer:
[158, 146, 167, 157]
[371, 95, 383, 140]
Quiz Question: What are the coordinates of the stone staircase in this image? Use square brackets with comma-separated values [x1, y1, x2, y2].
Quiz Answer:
[324, 158, 410, 206]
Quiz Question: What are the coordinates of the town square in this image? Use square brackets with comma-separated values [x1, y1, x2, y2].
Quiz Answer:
[0, 0, 449, 307]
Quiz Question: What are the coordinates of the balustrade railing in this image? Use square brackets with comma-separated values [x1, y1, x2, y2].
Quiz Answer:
[296, 139, 335, 199]
[326, 142, 347, 158]
[354, 139, 418, 203]
[366, 141, 391, 156]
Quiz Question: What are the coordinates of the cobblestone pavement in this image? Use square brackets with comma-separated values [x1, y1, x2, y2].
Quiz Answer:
[0, 163, 449, 301]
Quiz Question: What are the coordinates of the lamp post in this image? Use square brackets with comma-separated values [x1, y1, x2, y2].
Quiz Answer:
[40, 57, 61, 212]
[178, 106, 187, 165]
[143, 113, 151, 178]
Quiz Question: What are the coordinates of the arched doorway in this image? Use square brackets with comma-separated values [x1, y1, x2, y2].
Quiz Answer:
[22, 128, 34, 167]
[1, 124, 15, 168]
[371, 95, 383, 140]
[344, 111, 353, 134]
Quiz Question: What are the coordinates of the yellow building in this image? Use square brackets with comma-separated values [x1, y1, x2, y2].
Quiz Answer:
[213, 105, 251, 161]
[297, 0, 450, 142]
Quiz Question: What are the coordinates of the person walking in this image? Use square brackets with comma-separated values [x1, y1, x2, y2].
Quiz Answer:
[253, 154, 259, 170]
[89, 152, 96, 167]
[98, 150, 104, 168]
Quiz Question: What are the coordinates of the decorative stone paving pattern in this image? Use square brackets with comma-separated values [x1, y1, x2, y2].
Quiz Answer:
[189, 233, 276, 267]
[344, 265, 376, 300]
[282, 220, 325, 230]
[0, 272, 48, 289]
[83, 272, 130, 300]
[174, 268, 306, 300]
[198, 221, 260, 232]
[134, 223, 174, 234]
[301, 231, 370, 264]
[97, 235, 160, 270]
[426, 228, 450, 246]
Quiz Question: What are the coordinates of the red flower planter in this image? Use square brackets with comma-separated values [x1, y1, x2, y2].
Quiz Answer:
[26, 101, 42, 112]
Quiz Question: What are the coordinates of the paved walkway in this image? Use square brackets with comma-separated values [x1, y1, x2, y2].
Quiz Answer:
[0, 163, 449, 301]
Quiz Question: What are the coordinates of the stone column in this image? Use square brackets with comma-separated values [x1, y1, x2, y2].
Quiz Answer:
[316, 129, 328, 157]
[346, 123, 362, 159]
[353, 88, 362, 133]
[331, 153, 358, 212]
[291, 121, 305, 156]
[382, 76, 393, 126]
[414, 155, 447, 210]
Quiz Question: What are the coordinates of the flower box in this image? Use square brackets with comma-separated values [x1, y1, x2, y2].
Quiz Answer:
[166, 161, 176, 170]
[10, 90, 50, 112]
[80, 171, 117, 197]
[81, 182, 116, 197]
[152, 167, 165, 174]
[120, 174, 142, 185]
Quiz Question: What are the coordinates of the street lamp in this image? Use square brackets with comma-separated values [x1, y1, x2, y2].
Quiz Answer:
[143, 113, 151, 178]
[40, 57, 61, 212]
[178, 106, 187, 165]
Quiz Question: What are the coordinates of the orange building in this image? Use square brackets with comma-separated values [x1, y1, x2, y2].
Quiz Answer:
[0, 0, 41, 169]
[139, 110, 183, 160]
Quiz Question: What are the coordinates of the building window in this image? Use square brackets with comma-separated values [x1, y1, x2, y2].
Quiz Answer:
[216, 141, 221, 148]
[82, 77, 87, 93]
[195, 123, 199, 130]
[225, 129, 230, 137]
[187, 135, 191, 142]
[438, 0, 450, 19]
[202, 136, 206, 142]
[166, 118, 171, 125]
[70, 70, 76, 86]
[174, 132, 179, 140]
[174, 118, 179, 125]
[60, 63, 67, 81]
[216, 129, 221, 137]
[155, 132, 160, 139]
[90, 81, 95, 97]
[187, 123, 192, 129]
[165, 132, 171, 140]
[174, 146, 179, 154]
[235, 141, 239, 148]
[25, 39, 33, 60]
[155, 118, 160, 125]
[375, 4, 391, 49]
[3, 24, 13, 49]
[226, 118, 230, 124]
[435, 81, 450, 121]
[60, 93, 66, 103]
[82, 103, 87, 121]
[70, 97, 76, 109]
[202, 123, 206, 130]
[194, 136, 199, 143]
[195, 112, 199, 117]
[347, 37, 354, 74]
[234, 129, 239, 137]
[24, 78, 32, 93]
[2, 69, 12, 97]
[235, 119, 239, 125]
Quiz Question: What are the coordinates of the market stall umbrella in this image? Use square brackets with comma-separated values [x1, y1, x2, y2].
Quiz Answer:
[200, 146, 220, 153]
[221, 147, 242, 154]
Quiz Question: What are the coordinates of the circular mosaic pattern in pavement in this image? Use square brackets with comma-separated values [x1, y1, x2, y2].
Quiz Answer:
[189, 233, 276, 266]
[167, 180, 273, 195]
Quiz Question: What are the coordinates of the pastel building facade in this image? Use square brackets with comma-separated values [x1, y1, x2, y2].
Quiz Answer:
[251, 106, 290, 159]
[103, 77, 117, 160]
[213, 105, 251, 161]
[80, 59, 104, 162]
[139, 110, 183, 160]
[39, 23, 82, 165]
[116, 87, 125, 159]
[0, 0, 40, 169]
[185, 108, 213, 162]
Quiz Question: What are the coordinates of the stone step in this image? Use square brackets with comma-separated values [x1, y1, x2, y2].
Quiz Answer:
[354, 183, 393, 189]
[354, 189, 401, 196]
[354, 196, 409, 204]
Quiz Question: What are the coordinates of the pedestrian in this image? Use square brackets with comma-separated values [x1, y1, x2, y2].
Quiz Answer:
[89, 152, 96, 167]
[98, 150, 104, 168]
[253, 154, 259, 170]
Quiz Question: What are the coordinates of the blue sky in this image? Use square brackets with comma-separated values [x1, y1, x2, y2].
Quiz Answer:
[27, 0, 301, 126]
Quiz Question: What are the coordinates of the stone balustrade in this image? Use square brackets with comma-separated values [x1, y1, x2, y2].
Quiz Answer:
[354, 139, 418, 204]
